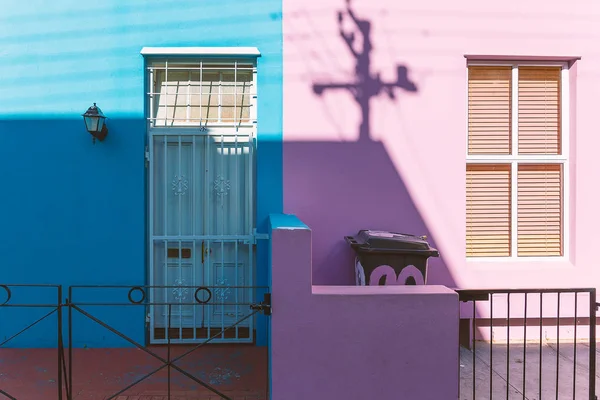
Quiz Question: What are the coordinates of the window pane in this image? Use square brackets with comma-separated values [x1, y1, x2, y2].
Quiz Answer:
[153, 70, 190, 127]
[205, 136, 252, 235]
[468, 67, 512, 155]
[221, 71, 253, 123]
[517, 164, 563, 256]
[518, 67, 561, 155]
[466, 164, 512, 257]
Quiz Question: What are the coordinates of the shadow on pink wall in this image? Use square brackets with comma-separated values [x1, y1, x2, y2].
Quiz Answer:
[284, 0, 457, 288]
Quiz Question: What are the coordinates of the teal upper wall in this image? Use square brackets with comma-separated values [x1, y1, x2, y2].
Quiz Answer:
[0, 0, 282, 347]
[0, 0, 282, 119]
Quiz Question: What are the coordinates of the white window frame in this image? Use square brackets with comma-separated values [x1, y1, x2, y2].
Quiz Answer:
[466, 60, 570, 262]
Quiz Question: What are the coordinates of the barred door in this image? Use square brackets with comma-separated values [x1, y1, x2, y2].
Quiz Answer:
[146, 58, 257, 344]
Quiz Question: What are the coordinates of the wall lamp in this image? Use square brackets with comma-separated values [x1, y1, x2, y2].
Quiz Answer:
[82, 103, 108, 143]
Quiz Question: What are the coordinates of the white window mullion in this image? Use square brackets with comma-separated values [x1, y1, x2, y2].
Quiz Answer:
[561, 65, 570, 259]
[164, 60, 169, 127]
[218, 72, 223, 123]
[186, 71, 191, 122]
[467, 155, 566, 163]
[510, 65, 519, 258]
[234, 61, 238, 127]
[149, 66, 155, 129]
[199, 61, 203, 127]
[251, 62, 258, 128]
[510, 161, 518, 258]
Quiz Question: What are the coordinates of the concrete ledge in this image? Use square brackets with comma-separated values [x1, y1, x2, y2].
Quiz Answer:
[269, 213, 310, 230]
[312, 284, 457, 296]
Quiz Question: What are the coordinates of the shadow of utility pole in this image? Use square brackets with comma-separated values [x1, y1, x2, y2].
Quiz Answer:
[312, 0, 418, 142]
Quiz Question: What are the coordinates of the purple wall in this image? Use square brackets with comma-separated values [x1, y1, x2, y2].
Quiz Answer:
[283, 1, 600, 325]
[282, 0, 600, 341]
[269, 214, 460, 399]
[284, 140, 453, 288]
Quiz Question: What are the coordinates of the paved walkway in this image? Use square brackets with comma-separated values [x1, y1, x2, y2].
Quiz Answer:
[460, 341, 599, 399]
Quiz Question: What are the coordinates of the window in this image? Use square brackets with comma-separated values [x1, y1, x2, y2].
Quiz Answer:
[466, 63, 568, 259]
[147, 59, 256, 127]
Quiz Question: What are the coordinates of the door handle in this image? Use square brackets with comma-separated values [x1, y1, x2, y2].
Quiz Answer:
[200, 241, 212, 264]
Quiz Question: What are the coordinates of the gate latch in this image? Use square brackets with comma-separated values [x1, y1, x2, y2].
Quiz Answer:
[244, 229, 269, 245]
[144, 146, 150, 168]
[250, 293, 272, 316]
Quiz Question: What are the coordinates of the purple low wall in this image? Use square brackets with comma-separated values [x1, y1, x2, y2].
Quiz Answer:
[269, 214, 459, 400]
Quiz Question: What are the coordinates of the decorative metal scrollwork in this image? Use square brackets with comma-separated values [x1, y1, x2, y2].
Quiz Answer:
[0, 285, 11, 306]
[172, 278, 189, 301]
[194, 287, 212, 304]
[213, 175, 231, 198]
[172, 175, 189, 196]
[127, 286, 147, 304]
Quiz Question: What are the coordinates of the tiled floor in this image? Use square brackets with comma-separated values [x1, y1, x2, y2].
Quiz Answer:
[460, 341, 599, 399]
[112, 393, 263, 400]
[0, 347, 267, 400]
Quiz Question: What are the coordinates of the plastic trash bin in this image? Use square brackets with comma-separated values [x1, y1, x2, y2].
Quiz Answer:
[345, 230, 439, 286]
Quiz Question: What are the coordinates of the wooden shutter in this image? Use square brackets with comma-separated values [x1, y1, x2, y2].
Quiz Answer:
[468, 67, 512, 155]
[466, 164, 511, 257]
[518, 67, 561, 155]
[517, 164, 563, 256]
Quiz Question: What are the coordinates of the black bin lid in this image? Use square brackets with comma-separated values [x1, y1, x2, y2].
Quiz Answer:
[345, 230, 439, 257]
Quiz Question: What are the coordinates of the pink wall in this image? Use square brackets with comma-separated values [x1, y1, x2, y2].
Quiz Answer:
[282, 0, 600, 296]
[269, 214, 459, 399]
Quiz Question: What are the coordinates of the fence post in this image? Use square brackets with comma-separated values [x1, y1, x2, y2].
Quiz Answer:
[57, 286, 63, 400]
[590, 289, 596, 400]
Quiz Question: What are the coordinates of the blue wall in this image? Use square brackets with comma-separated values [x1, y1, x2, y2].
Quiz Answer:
[0, 0, 282, 347]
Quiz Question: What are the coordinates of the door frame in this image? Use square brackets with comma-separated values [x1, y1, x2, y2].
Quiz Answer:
[143, 54, 260, 345]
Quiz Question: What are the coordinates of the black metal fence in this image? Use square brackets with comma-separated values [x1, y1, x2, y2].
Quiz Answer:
[0, 284, 66, 400]
[4, 285, 599, 399]
[457, 288, 597, 400]
[0, 284, 271, 400]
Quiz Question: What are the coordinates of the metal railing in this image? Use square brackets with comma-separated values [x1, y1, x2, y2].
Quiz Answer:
[0, 284, 66, 400]
[0, 284, 271, 400]
[457, 288, 597, 400]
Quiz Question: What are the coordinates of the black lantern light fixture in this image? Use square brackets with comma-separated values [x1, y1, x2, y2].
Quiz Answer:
[82, 103, 108, 143]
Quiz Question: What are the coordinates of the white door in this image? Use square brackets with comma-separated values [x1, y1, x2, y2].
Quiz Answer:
[146, 58, 258, 344]
[148, 131, 255, 344]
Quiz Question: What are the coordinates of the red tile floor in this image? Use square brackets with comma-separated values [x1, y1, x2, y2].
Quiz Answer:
[0, 345, 267, 400]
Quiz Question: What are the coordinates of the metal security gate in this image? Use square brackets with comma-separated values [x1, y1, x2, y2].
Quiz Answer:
[457, 288, 597, 400]
[146, 57, 259, 344]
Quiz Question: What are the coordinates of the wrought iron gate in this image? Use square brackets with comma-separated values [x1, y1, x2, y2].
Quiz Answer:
[457, 288, 597, 400]
[148, 131, 257, 344]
